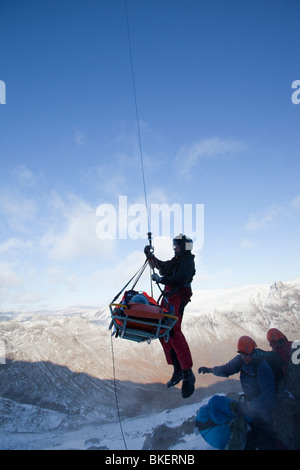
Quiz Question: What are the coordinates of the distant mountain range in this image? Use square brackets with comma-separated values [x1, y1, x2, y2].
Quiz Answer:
[0, 278, 299, 449]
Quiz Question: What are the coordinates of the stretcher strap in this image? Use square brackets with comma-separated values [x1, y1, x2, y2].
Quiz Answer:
[110, 260, 148, 303]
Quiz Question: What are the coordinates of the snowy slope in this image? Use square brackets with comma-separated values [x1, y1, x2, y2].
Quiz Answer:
[0, 278, 299, 450]
[186, 279, 300, 365]
[0, 396, 216, 450]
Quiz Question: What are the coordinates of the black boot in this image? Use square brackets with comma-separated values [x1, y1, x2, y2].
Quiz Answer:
[167, 350, 182, 388]
[167, 369, 182, 388]
[181, 369, 195, 398]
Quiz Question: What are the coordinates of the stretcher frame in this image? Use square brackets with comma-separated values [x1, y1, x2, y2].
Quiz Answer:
[109, 301, 178, 343]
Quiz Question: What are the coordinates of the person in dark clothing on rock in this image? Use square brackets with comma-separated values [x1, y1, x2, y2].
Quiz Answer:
[267, 328, 293, 376]
[144, 234, 196, 398]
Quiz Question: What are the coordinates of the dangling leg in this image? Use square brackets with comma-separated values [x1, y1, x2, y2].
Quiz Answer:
[166, 348, 182, 388]
[170, 316, 195, 398]
[159, 295, 195, 398]
[181, 368, 195, 398]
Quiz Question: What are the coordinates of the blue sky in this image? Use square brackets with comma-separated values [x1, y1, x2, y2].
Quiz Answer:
[0, 0, 300, 311]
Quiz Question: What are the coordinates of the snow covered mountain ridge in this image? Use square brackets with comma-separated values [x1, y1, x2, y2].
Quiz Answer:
[0, 278, 299, 450]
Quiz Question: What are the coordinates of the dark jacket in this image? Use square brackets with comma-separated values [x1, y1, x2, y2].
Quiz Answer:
[212, 349, 277, 417]
[153, 252, 195, 289]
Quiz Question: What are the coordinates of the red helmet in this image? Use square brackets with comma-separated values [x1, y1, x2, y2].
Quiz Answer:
[237, 335, 257, 354]
[267, 328, 287, 343]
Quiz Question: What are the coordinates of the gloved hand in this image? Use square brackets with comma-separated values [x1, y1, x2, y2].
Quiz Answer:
[198, 366, 213, 374]
[151, 273, 162, 283]
[144, 245, 154, 259]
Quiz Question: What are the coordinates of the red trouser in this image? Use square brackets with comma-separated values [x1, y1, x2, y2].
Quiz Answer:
[159, 291, 193, 370]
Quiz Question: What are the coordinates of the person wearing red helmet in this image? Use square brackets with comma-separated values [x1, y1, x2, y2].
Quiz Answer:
[144, 234, 195, 399]
[267, 328, 293, 374]
[198, 335, 279, 449]
[267, 328, 300, 449]
[198, 335, 276, 415]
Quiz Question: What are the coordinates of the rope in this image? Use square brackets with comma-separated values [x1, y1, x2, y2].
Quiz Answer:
[124, 0, 150, 234]
[110, 333, 128, 450]
[109, 3, 155, 450]
[111, 260, 148, 304]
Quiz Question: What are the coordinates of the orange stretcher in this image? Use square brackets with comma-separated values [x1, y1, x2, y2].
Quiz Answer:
[109, 291, 177, 343]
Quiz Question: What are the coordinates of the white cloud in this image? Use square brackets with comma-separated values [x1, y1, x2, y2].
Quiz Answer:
[0, 189, 38, 232]
[87, 250, 146, 299]
[0, 262, 22, 288]
[15, 291, 43, 305]
[12, 164, 36, 187]
[240, 238, 259, 249]
[74, 128, 86, 146]
[245, 203, 287, 232]
[151, 236, 174, 259]
[245, 206, 283, 231]
[290, 194, 300, 212]
[177, 137, 246, 177]
[41, 195, 115, 261]
[46, 266, 77, 290]
[0, 238, 32, 256]
[194, 268, 232, 283]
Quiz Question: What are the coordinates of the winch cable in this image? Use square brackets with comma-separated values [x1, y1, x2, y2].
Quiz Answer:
[124, 0, 151, 235]
[109, 1, 154, 451]
[110, 334, 128, 450]
[125, 0, 157, 300]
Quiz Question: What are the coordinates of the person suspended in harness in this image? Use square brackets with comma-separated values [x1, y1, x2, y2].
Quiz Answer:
[144, 234, 196, 399]
[198, 335, 281, 449]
